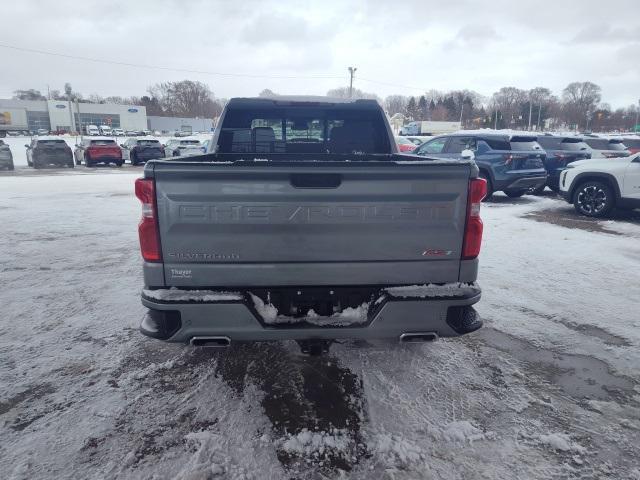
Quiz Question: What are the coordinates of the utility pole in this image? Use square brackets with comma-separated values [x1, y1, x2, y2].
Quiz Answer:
[494, 110, 498, 130]
[536, 104, 542, 131]
[527, 95, 533, 131]
[459, 103, 464, 126]
[47, 84, 51, 100]
[348, 67, 357, 98]
[635, 98, 640, 133]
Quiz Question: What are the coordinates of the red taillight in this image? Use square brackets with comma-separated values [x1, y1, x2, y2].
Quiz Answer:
[134, 178, 162, 262]
[462, 178, 487, 260]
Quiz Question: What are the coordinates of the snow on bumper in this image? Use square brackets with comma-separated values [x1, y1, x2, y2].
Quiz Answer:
[140, 283, 482, 343]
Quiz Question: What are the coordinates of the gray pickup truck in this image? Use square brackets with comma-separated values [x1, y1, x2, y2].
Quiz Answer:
[135, 96, 486, 354]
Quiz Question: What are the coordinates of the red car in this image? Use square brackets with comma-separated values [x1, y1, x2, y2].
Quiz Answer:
[74, 138, 123, 167]
[396, 136, 417, 153]
[622, 136, 640, 155]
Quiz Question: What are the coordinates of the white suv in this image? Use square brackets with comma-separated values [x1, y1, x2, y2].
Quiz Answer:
[559, 154, 640, 217]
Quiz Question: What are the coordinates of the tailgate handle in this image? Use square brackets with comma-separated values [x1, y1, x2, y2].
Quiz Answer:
[290, 173, 342, 189]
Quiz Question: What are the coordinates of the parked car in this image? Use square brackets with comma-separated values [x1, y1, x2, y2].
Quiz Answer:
[26, 137, 74, 168]
[560, 154, 640, 217]
[583, 135, 630, 158]
[99, 125, 112, 136]
[74, 137, 123, 167]
[36, 128, 49, 136]
[0, 139, 14, 170]
[163, 138, 203, 157]
[112, 128, 125, 136]
[533, 134, 592, 193]
[396, 136, 417, 153]
[121, 137, 165, 165]
[620, 136, 640, 155]
[413, 131, 547, 199]
[85, 125, 100, 136]
[405, 136, 430, 146]
[136, 96, 486, 353]
[125, 130, 140, 136]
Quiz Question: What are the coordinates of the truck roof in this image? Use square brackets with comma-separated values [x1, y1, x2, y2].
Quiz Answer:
[226, 96, 381, 108]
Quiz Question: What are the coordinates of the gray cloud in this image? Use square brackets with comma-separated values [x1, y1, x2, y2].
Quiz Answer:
[0, 0, 639, 108]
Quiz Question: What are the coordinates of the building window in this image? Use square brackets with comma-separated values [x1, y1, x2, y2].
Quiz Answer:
[74, 113, 121, 129]
[27, 111, 51, 132]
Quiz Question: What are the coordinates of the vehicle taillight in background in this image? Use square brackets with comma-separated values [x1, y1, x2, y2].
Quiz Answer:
[135, 178, 162, 262]
[462, 177, 487, 260]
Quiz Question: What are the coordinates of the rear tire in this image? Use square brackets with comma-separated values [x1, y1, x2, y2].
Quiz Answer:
[479, 171, 493, 201]
[116, 161, 123, 167]
[85, 153, 94, 168]
[573, 180, 614, 218]
[131, 152, 138, 166]
[504, 190, 527, 198]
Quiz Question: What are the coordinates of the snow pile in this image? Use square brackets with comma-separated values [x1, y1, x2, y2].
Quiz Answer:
[250, 294, 369, 326]
[385, 282, 478, 299]
[441, 420, 485, 443]
[143, 288, 243, 302]
[373, 433, 424, 465]
[280, 428, 350, 455]
[537, 433, 586, 453]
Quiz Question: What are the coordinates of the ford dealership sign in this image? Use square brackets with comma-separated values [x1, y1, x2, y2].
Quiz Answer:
[55, 104, 66, 109]
[128, 108, 138, 113]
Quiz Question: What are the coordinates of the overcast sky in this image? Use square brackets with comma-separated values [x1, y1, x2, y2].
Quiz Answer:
[1, 0, 639, 108]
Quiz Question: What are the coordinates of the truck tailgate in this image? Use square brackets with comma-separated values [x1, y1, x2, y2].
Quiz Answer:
[151, 161, 472, 287]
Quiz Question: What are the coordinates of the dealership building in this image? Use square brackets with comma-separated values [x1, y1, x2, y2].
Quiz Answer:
[0, 98, 148, 133]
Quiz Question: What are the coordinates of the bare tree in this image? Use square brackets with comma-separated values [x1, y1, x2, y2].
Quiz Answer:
[13, 89, 46, 101]
[562, 81, 602, 130]
[326, 87, 380, 101]
[384, 95, 409, 116]
[148, 80, 223, 118]
[259, 89, 278, 97]
[491, 87, 527, 127]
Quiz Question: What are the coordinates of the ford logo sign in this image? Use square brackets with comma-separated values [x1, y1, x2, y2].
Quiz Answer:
[55, 104, 66, 109]
[128, 108, 138, 113]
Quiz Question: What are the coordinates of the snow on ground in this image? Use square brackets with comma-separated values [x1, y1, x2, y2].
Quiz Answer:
[0, 171, 639, 480]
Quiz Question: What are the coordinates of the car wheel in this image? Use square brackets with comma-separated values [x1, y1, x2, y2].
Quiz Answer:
[116, 161, 123, 167]
[504, 190, 527, 198]
[33, 161, 42, 169]
[479, 171, 493, 201]
[573, 180, 614, 218]
[67, 161, 75, 169]
[530, 185, 545, 195]
[85, 153, 94, 168]
[131, 152, 138, 166]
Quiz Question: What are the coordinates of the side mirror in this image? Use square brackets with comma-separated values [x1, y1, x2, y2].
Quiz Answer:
[461, 149, 475, 161]
[25, 144, 30, 148]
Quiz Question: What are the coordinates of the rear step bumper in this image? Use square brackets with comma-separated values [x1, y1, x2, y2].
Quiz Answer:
[139, 284, 482, 343]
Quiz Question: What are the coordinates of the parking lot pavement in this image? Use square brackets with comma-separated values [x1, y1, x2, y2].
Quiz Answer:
[1, 171, 639, 480]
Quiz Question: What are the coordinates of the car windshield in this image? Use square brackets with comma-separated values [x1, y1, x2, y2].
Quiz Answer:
[180, 140, 201, 145]
[90, 140, 116, 145]
[622, 138, 640, 148]
[585, 138, 626, 150]
[138, 140, 159, 145]
[509, 137, 541, 151]
[39, 140, 66, 145]
[559, 138, 590, 151]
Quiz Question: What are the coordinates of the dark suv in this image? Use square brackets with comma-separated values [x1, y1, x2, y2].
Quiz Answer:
[413, 132, 547, 199]
[534, 134, 591, 193]
[121, 137, 164, 165]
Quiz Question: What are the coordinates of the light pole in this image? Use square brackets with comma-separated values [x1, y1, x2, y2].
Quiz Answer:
[635, 98, 640, 133]
[348, 67, 357, 98]
[527, 93, 533, 131]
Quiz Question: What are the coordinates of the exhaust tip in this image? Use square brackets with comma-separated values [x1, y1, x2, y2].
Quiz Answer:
[399, 332, 438, 343]
[190, 336, 231, 348]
